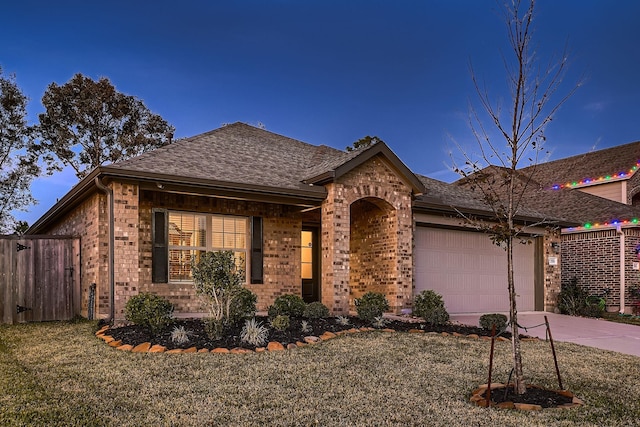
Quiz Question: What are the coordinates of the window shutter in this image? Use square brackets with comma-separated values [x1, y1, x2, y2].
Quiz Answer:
[250, 216, 263, 284]
[152, 209, 168, 283]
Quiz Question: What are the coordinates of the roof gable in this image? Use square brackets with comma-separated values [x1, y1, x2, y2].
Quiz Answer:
[303, 141, 426, 195]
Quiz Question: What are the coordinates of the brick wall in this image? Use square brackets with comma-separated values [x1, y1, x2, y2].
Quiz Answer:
[350, 198, 397, 300]
[112, 182, 140, 319]
[45, 193, 108, 318]
[138, 190, 303, 313]
[561, 227, 640, 312]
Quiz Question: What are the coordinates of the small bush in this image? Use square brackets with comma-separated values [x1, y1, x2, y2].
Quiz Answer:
[336, 315, 351, 326]
[204, 317, 225, 340]
[300, 320, 313, 334]
[171, 325, 190, 345]
[413, 290, 449, 325]
[423, 307, 450, 326]
[240, 318, 269, 347]
[557, 277, 589, 316]
[303, 301, 330, 319]
[229, 288, 257, 324]
[354, 292, 390, 322]
[268, 294, 306, 318]
[270, 315, 290, 331]
[582, 303, 604, 318]
[479, 313, 508, 332]
[124, 292, 174, 334]
[191, 250, 245, 336]
[371, 316, 388, 329]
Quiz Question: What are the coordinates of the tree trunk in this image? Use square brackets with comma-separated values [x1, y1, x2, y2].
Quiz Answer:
[507, 235, 527, 394]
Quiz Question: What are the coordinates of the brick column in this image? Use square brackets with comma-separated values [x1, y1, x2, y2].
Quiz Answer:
[394, 198, 414, 312]
[321, 183, 351, 314]
[112, 181, 140, 321]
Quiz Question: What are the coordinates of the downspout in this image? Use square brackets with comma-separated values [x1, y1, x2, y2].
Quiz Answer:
[95, 177, 115, 322]
[617, 225, 626, 314]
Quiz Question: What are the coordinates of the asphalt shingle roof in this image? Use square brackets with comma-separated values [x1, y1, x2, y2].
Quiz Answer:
[521, 140, 640, 188]
[111, 122, 345, 192]
[415, 173, 571, 224]
[456, 164, 640, 226]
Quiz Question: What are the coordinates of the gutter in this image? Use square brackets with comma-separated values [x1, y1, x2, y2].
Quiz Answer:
[617, 225, 626, 314]
[94, 177, 115, 322]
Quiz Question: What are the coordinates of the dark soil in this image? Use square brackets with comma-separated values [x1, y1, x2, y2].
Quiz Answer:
[483, 385, 574, 408]
[103, 316, 514, 351]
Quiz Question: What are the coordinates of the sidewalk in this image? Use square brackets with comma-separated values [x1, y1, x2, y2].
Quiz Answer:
[450, 311, 640, 357]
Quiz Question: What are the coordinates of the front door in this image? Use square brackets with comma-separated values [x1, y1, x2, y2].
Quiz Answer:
[301, 228, 319, 303]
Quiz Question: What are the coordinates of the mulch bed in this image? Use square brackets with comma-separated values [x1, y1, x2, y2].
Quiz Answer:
[103, 316, 513, 351]
[104, 316, 580, 410]
[483, 385, 574, 408]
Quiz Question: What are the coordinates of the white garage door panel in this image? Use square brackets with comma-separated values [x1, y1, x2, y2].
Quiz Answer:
[415, 227, 535, 314]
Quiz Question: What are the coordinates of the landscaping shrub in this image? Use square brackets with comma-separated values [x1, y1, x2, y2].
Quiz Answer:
[336, 315, 351, 326]
[557, 277, 607, 318]
[171, 325, 190, 345]
[240, 318, 269, 347]
[557, 277, 589, 316]
[371, 316, 388, 329]
[270, 315, 291, 331]
[479, 313, 508, 332]
[268, 294, 306, 318]
[124, 292, 174, 334]
[303, 301, 330, 319]
[300, 320, 313, 334]
[582, 302, 604, 318]
[191, 250, 245, 339]
[630, 286, 640, 315]
[413, 290, 449, 325]
[354, 292, 389, 322]
[229, 287, 257, 324]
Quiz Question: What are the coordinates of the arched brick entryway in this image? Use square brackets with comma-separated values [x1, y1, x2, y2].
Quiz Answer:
[349, 197, 397, 307]
[319, 156, 415, 314]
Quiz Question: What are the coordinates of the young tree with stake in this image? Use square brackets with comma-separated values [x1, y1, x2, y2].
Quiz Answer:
[453, 0, 578, 395]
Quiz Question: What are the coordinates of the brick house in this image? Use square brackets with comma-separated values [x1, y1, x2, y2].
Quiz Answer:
[28, 123, 566, 321]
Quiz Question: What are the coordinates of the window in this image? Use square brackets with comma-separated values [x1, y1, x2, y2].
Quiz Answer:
[167, 211, 248, 282]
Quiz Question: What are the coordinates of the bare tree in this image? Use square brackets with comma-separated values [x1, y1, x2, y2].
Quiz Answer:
[452, 0, 577, 395]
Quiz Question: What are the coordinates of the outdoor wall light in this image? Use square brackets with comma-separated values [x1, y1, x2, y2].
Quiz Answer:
[551, 242, 560, 254]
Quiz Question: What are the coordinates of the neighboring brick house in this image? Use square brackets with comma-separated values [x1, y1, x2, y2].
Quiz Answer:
[28, 123, 566, 321]
[516, 142, 640, 314]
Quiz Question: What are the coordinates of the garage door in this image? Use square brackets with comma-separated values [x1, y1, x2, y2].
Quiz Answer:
[414, 227, 535, 314]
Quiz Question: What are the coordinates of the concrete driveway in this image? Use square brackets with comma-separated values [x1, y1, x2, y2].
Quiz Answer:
[450, 311, 640, 357]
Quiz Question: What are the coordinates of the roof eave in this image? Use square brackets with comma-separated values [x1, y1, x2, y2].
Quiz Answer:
[413, 199, 576, 228]
[28, 166, 328, 234]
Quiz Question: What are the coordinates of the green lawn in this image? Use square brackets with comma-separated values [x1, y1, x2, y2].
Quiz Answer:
[1, 320, 639, 426]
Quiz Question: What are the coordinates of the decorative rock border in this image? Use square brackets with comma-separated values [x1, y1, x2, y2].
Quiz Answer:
[95, 325, 539, 354]
[470, 383, 584, 410]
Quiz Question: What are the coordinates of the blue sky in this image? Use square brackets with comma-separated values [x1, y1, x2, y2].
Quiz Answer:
[2, 0, 640, 225]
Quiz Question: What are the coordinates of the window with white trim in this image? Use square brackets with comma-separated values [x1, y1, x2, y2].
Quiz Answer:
[168, 211, 248, 282]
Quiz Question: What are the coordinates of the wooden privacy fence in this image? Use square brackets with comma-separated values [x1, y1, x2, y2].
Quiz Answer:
[0, 236, 80, 324]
